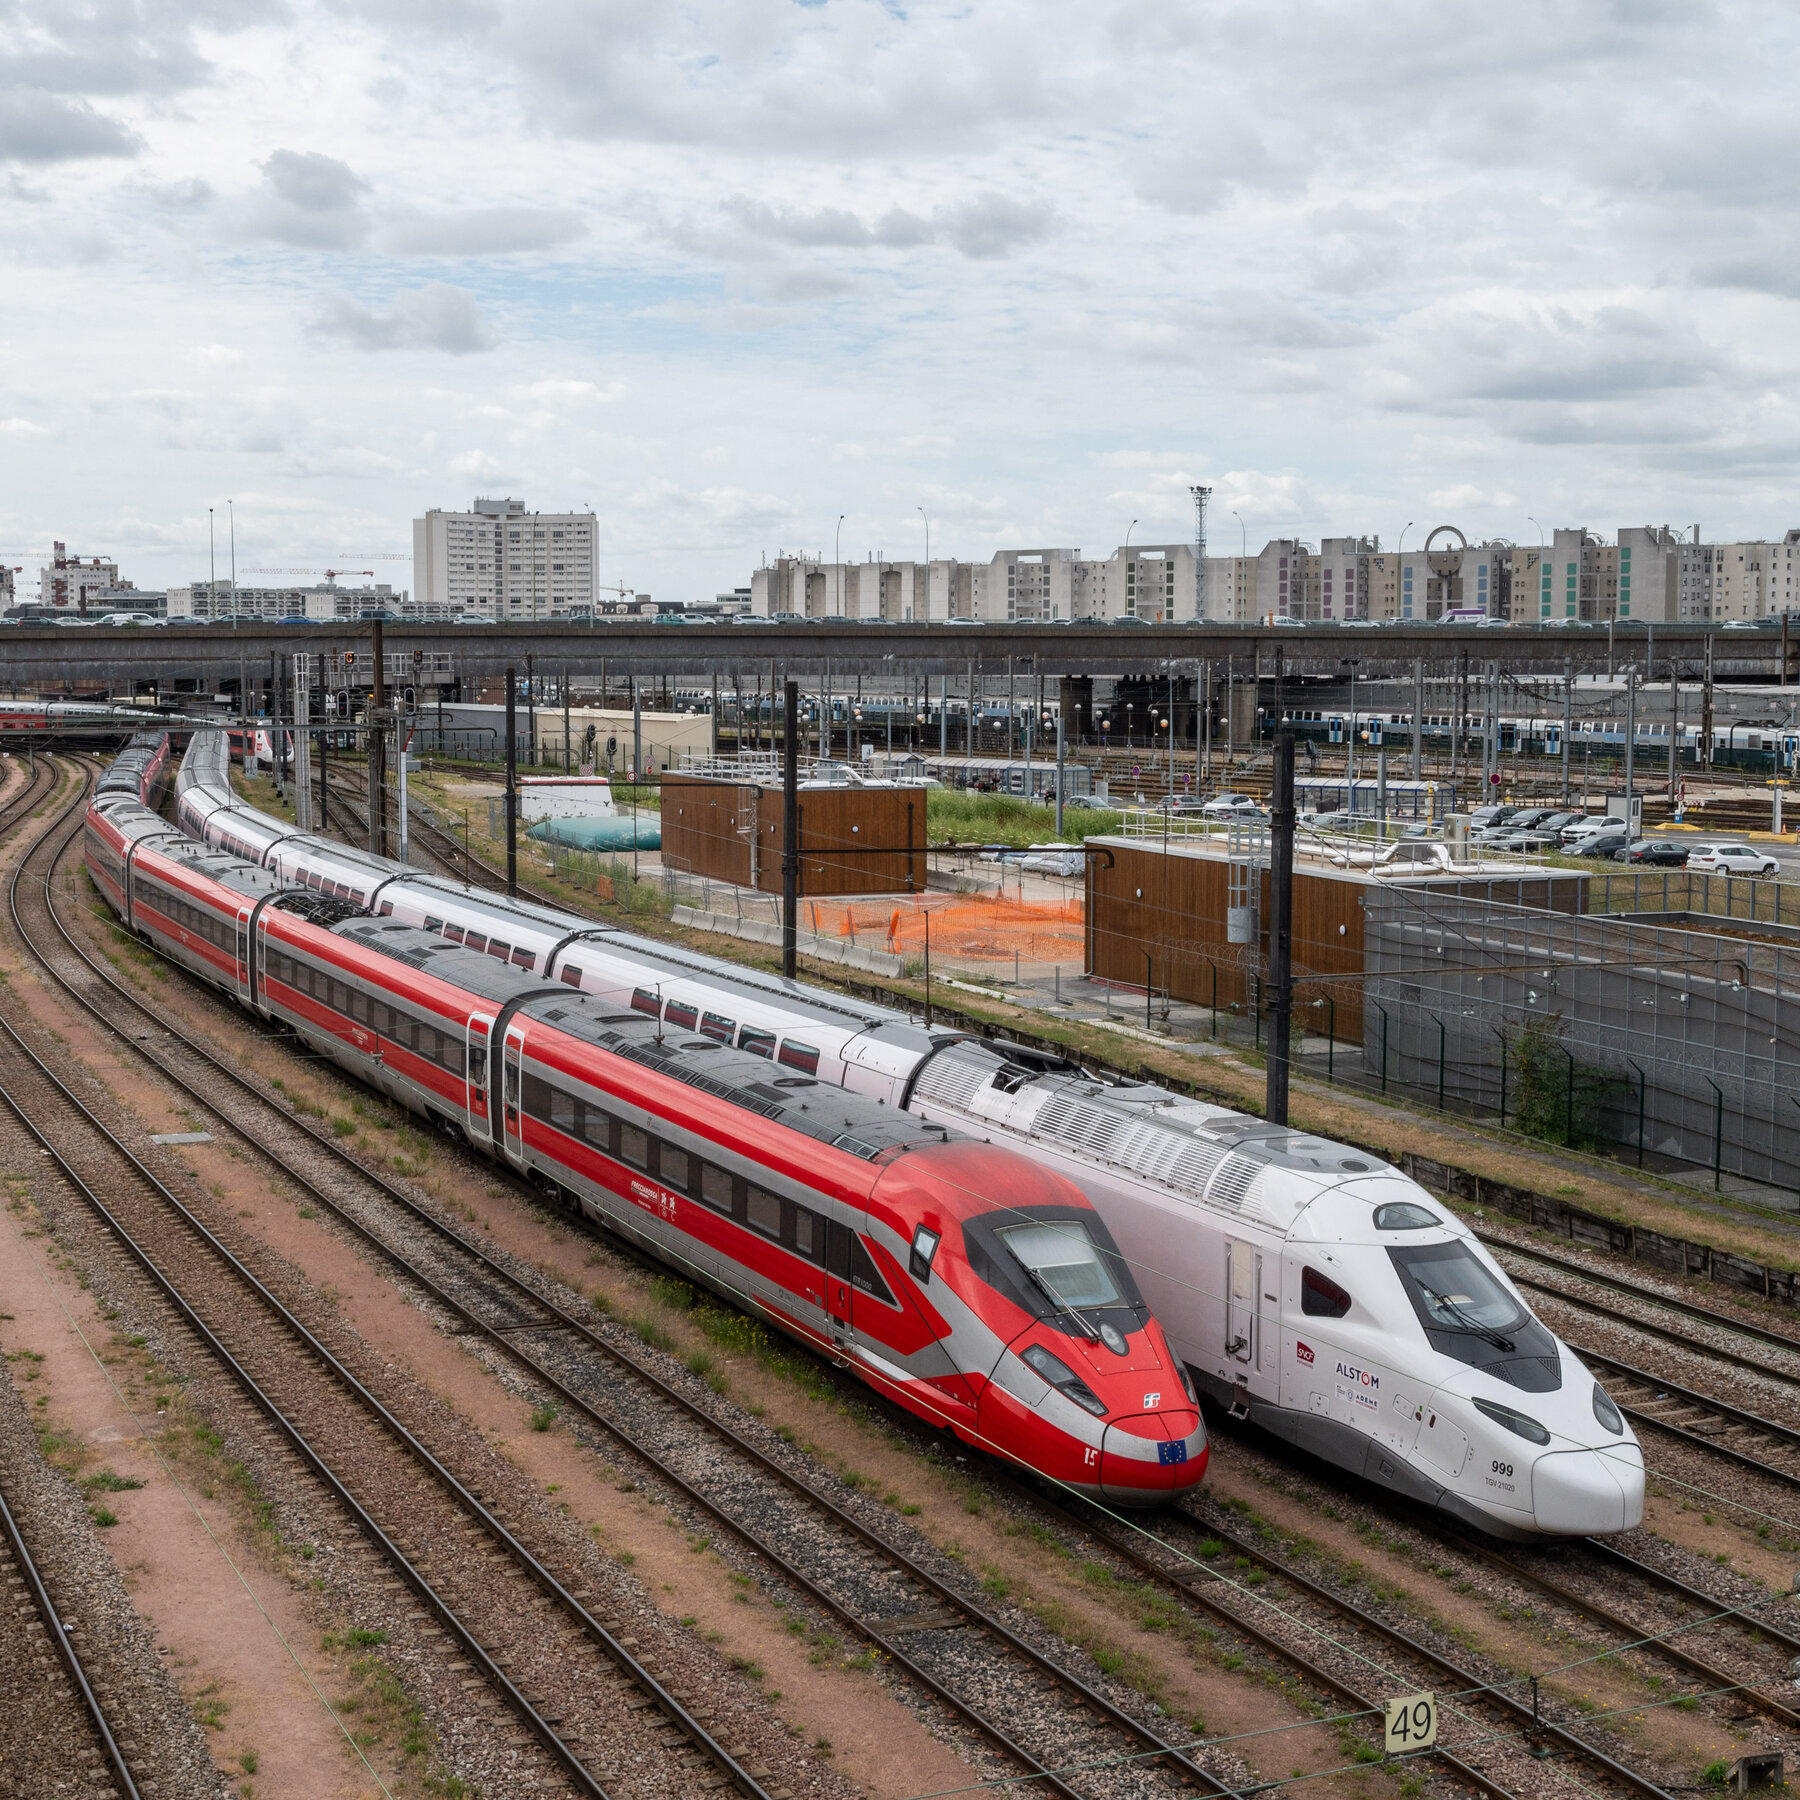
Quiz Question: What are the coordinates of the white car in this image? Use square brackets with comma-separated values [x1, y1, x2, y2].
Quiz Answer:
[1686, 842, 1780, 877]
[1561, 814, 1627, 845]
[1200, 792, 1263, 818]
[96, 610, 163, 627]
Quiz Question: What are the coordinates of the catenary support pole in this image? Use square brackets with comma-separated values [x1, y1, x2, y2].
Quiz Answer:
[367, 617, 387, 857]
[293, 653, 312, 831]
[1411, 656, 1423, 781]
[782, 679, 799, 979]
[1266, 731, 1296, 1125]
[1562, 653, 1573, 805]
[505, 667, 518, 898]
[1055, 708, 1066, 837]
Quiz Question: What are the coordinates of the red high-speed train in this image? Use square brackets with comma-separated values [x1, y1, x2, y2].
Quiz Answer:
[86, 750, 1208, 1505]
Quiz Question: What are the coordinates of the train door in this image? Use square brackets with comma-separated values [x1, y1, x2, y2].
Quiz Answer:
[1225, 1239, 1259, 1369]
[235, 906, 251, 1005]
[822, 1217, 857, 1360]
[501, 1024, 527, 1168]
[466, 1016, 491, 1141]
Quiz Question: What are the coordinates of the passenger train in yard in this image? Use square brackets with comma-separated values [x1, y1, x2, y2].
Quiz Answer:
[87, 737, 1208, 1507]
[1281, 705, 1798, 771]
[153, 730, 1641, 1536]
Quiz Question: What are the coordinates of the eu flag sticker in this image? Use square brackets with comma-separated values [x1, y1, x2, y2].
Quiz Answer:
[1158, 1440, 1188, 1466]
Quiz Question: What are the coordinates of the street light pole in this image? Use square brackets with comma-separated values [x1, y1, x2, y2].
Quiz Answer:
[917, 506, 930, 622]
[1529, 516, 1546, 623]
[1232, 511, 1247, 620]
[1396, 520, 1414, 622]
[835, 514, 844, 617]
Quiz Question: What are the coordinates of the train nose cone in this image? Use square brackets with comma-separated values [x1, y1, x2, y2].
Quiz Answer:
[1531, 1443, 1645, 1535]
[1099, 1410, 1207, 1504]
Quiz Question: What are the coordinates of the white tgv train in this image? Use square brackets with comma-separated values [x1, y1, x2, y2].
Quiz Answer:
[174, 732, 1642, 1537]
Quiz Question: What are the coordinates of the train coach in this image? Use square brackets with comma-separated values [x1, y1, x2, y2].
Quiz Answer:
[170, 729, 1641, 1537]
[91, 752, 1208, 1506]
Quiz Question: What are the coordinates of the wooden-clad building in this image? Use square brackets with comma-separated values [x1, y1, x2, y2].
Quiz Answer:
[661, 776, 927, 897]
[1085, 834, 1584, 1043]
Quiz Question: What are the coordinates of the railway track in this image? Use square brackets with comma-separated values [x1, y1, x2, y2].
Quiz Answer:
[44, 762, 1240, 1800]
[0, 1462, 141, 1799]
[11, 766, 772, 1800]
[75, 760, 1729, 1800]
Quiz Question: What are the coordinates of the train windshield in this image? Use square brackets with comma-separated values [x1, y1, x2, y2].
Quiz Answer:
[995, 1221, 1122, 1310]
[1388, 1241, 1562, 1392]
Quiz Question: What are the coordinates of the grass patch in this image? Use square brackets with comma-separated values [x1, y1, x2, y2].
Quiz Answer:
[926, 788, 1124, 847]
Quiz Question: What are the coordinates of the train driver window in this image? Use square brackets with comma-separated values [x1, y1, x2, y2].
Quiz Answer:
[698, 1165, 734, 1213]
[661, 1145, 691, 1191]
[701, 1012, 734, 1043]
[620, 1125, 649, 1170]
[1300, 1266, 1352, 1318]
[910, 1225, 941, 1283]
[746, 1186, 782, 1238]
[738, 1027, 776, 1060]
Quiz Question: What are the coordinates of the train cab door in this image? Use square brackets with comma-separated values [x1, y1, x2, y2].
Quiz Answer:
[501, 1025, 527, 1168]
[822, 1217, 857, 1362]
[1225, 1238, 1260, 1370]
[466, 1017, 492, 1142]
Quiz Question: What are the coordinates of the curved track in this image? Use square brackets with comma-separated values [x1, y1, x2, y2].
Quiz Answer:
[42, 762, 1236, 1800]
[9, 766, 770, 1800]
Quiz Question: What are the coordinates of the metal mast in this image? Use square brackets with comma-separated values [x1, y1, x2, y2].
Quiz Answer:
[1189, 484, 1212, 621]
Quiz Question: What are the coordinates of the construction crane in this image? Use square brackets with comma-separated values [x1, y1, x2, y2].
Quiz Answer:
[243, 568, 375, 582]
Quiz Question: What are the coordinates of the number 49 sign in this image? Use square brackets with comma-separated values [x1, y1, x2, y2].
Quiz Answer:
[1384, 1693, 1438, 1755]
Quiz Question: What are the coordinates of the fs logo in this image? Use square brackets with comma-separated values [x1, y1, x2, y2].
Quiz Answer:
[1295, 1342, 1316, 1365]
[1142, 1392, 1162, 1409]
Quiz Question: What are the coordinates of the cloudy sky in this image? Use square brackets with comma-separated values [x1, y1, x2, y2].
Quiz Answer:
[3, 0, 1797, 601]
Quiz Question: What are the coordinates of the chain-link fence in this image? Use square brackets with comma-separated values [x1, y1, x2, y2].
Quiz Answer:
[1364, 885, 1799, 1188]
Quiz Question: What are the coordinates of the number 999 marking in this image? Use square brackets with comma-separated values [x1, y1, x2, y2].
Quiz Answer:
[1491, 1459, 1514, 1477]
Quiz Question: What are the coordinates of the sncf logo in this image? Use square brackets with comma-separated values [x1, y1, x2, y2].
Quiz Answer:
[1295, 1342, 1315, 1365]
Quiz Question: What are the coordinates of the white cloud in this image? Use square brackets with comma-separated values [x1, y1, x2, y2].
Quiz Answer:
[8, 0, 1800, 598]
[308, 285, 498, 355]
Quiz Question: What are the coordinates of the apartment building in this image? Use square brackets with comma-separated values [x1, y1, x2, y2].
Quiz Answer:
[167, 581, 417, 622]
[1678, 533, 1800, 621]
[413, 498, 599, 618]
[750, 543, 1200, 622]
[38, 544, 123, 615]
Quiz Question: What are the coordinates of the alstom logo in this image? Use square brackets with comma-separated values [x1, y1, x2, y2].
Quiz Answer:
[1336, 1361, 1379, 1390]
[1295, 1342, 1315, 1365]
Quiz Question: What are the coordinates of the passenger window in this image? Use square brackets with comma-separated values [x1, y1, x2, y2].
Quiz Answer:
[746, 1187, 782, 1238]
[665, 1001, 698, 1030]
[585, 1107, 611, 1151]
[739, 1027, 776, 1060]
[699, 1165, 733, 1213]
[445, 924, 465, 943]
[560, 965, 582, 987]
[631, 987, 661, 1017]
[794, 1206, 820, 1261]
[550, 1087, 576, 1133]
[620, 1126, 649, 1169]
[701, 1012, 734, 1043]
[464, 932, 487, 954]
[488, 939, 511, 962]
[425, 916, 443, 932]
[511, 948, 536, 970]
[1301, 1266, 1352, 1318]
[777, 1041, 821, 1076]
[661, 1146, 691, 1191]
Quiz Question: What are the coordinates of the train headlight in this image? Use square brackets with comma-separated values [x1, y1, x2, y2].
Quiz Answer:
[1472, 1397, 1551, 1446]
[1098, 1322, 1128, 1356]
[1021, 1343, 1107, 1417]
[1592, 1383, 1623, 1436]
[1176, 1361, 1199, 1405]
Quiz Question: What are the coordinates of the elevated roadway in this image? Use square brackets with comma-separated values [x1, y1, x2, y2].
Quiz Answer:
[5, 618, 1794, 688]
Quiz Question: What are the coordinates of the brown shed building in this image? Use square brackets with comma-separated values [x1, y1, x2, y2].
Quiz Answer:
[1085, 834, 1584, 1043]
[661, 776, 927, 897]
